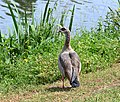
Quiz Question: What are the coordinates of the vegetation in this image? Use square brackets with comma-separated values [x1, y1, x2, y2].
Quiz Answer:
[1, 63, 120, 102]
[0, 0, 120, 94]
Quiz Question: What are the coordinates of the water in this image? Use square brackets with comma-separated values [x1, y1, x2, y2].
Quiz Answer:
[0, 0, 118, 34]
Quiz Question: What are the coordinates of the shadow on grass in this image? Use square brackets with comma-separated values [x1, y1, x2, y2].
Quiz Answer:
[46, 86, 72, 92]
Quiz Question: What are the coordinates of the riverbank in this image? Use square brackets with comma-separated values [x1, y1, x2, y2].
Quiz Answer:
[0, 0, 120, 98]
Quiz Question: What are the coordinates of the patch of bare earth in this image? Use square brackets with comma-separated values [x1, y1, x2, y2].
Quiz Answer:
[0, 63, 120, 102]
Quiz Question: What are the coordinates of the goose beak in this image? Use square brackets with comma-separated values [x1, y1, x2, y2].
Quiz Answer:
[57, 24, 63, 33]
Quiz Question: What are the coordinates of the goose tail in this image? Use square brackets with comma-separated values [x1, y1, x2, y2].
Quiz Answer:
[70, 67, 80, 87]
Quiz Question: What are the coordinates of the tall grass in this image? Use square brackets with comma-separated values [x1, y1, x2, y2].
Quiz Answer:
[69, 5, 75, 31]
[1, 0, 76, 63]
[0, 30, 2, 42]
[43, 0, 50, 24]
[104, 0, 120, 37]
[8, 3, 18, 34]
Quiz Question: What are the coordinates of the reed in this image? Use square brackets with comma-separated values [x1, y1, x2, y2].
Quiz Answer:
[0, 30, 2, 42]
[60, 11, 66, 26]
[118, 0, 120, 5]
[104, 2, 120, 36]
[43, 0, 50, 24]
[69, 5, 75, 31]
[8, 3, 18, 34]
[46, 8, 52, 23]
[9, 33, 13, 63]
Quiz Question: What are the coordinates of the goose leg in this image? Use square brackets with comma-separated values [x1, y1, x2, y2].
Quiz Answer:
[62, 76, 64, 88]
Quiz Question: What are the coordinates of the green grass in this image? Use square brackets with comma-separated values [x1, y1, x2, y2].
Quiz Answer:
[85, 87, 120, 102]
[0, 63, 119, 102]
[0, 0, 120, 96]
[0, 29, 119, 93]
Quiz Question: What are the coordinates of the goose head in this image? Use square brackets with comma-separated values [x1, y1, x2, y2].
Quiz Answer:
[59, 27, 70, 35]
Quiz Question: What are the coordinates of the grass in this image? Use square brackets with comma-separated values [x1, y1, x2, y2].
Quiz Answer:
[0, 29, 119, 93]
[0, 63, 119, 102]
[0, 0, 120, 97]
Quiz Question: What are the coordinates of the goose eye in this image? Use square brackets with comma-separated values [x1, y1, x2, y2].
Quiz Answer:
[61, 27, 66, 31]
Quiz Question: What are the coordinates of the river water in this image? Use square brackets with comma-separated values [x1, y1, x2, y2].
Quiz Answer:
[0, 0, 118, 34]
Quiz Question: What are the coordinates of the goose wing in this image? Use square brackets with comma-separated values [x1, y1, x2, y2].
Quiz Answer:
[58, 52, 72, 81]
[69, 51, 81, 73]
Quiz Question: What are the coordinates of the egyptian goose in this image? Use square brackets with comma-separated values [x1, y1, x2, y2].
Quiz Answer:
[58, 27, 81, 88]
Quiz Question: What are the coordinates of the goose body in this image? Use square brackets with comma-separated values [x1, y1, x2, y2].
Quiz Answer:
[58, 27, 81, 88]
